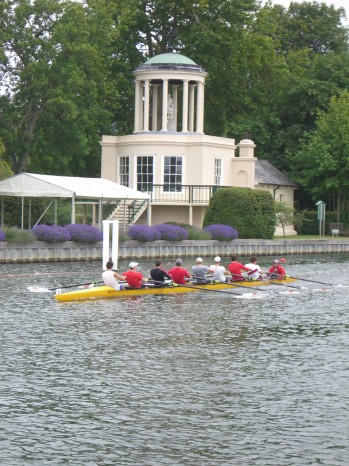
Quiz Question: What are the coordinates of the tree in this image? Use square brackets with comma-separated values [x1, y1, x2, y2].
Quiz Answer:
[249, 2, 349, 173]
[274, 201, 294, 237]
[291, 90, 349, 220]
[0, 139, 13, 180]
[0, 0, 124, 175]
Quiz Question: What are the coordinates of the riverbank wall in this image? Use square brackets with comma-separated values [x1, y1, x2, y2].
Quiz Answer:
[1, 238, 349, 263]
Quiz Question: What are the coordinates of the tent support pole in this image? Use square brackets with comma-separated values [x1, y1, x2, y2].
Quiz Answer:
[92, 204, 96, 226]
[1, 197, 4, 229]
[71, 196, 76, 224]
[21, 196, 24, 230]
[28, 198, 31, 229]
[98, 198, 102, 228]
[123, 198, 127, 231]
[147, 201, 151, 226]
[54, 199, 57, 225]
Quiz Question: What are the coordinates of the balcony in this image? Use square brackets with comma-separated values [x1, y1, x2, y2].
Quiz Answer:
[142, 184, 227, 204]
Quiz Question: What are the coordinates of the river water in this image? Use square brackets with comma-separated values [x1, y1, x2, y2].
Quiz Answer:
[1, 254, 348, 466]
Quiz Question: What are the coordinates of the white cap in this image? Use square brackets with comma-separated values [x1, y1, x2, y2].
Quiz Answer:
[214, 256, 221, 262]
[196, 257, 203, 263]
[129, 261, 138, 269]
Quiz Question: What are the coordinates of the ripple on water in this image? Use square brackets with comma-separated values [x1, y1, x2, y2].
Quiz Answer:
[0, 256, 349, 465]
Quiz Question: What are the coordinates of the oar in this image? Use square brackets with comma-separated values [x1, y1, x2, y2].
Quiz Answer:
[210, 274, 283, 293]
[198, 276, 301, 295]
[189, 276, 274, 295]
[257, 275, 302, 290]
[28, 280, 103, 293]
[175, 283, 243, 296]
[287, 276, 338, 287]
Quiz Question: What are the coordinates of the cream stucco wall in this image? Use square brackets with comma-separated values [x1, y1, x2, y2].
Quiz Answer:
[256, 184, 297, 235]
[101, 133, 255, 189]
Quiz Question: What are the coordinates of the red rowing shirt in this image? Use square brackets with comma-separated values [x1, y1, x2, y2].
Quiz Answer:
[268, 265, 286, 278]
[123, 270, 144, 288]
[168, 266, 191, 285]
[228, 262, 250, 281]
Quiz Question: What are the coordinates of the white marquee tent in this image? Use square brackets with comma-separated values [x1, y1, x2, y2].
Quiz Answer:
[0, 172, 149, 229]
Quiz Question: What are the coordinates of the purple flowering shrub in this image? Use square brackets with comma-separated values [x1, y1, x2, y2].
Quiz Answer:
[155, 223, 189, 241]
[203, 224, 239, 241]
[31, 224, 72, 242]
[64, 224, 103, 243]
[0, 229, 5, 241]
[127, 225, 161, 242]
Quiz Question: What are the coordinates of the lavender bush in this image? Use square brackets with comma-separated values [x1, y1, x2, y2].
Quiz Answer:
[203, 224, 239, 241]
[127, 225, 161, 242]
[65, 224, 103, 243]
[31, 224, 72, 242]
[0, 229, 5, 241]
[155, 223, 189, 241]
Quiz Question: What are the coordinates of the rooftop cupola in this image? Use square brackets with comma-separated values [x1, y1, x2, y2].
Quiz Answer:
[133, 52, 208, 134]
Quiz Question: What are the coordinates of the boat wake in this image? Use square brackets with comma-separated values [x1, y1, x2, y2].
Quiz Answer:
[235, 292, 269, 300]
[27, 286, 50, 293]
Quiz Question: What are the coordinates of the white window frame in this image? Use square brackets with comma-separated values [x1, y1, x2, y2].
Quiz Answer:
[119, 156, 130, 187]
[163, 156, 183, 192]
[137, 155, 154, 192]
[214, 158, 222, 185]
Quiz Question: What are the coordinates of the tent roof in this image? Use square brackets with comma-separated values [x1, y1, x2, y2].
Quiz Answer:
[0, 173, 149, 200]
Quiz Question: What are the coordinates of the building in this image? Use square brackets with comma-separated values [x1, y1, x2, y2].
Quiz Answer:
[101, 52, 297, 235]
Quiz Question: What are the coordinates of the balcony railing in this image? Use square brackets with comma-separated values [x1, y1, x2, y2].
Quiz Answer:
[141, 184, 227, 204]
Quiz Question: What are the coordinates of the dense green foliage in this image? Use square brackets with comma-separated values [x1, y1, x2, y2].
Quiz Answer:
[0, 0, 348, 213]
[292, 90, 349, 218]
[203, 188, 276, 239]
[0, 139, 13, 180]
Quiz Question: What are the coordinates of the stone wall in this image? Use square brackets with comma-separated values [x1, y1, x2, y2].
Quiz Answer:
[1, 239, 349, 263]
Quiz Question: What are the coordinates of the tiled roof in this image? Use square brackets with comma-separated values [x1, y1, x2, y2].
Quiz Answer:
[255, 159, 297, 187]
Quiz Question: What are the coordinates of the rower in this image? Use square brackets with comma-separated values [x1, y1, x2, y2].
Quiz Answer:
[102, 260, 126, 290]
[168, 258, 191, 284]
[123, 262, 149, 288]
[192, 257, 210, 283]
[149, 259, 172, 286]
[267, 259, 286, 279]
[244, 256, 263, 280]
[228, 255, 250, 281]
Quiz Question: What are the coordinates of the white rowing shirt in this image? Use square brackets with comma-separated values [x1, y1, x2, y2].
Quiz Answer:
[102, 270, 122, 290]
[244, 263, 261, 280]
[209, 264, 226, 282]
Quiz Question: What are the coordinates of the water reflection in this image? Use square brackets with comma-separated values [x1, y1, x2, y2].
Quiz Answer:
[0, 255, 348, 465]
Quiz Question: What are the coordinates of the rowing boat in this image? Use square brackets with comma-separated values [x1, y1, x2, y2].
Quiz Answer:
[54, 277, 298, 302]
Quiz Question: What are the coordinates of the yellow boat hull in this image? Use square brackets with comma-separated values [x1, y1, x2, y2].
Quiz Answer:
[54, 278, 297, 302]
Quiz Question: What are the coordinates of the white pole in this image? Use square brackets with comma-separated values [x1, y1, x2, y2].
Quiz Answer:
[102, 220, 119, 270]
[112, 220, 119, 269]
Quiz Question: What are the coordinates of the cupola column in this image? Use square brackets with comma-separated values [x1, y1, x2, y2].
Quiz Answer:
[161, 79, 169, 132]
[134, 79, 143, 132]
[189, 84, 195, 132]
[182, 79, 189, 132]
[173, 85, 179, 132]
[196, 81, 204, 133]
[151, 84, 159, 131]
[143, 79, 150, 132]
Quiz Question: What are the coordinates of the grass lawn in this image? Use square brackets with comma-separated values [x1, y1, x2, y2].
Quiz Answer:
[273, 235, 337, 240]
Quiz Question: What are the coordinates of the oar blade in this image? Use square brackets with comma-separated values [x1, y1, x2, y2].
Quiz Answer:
[27, 286, 50, 293]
